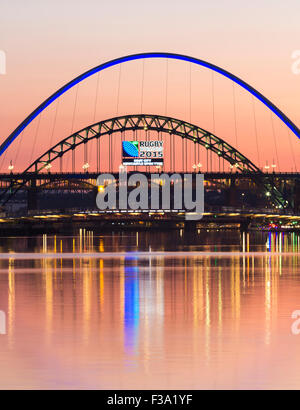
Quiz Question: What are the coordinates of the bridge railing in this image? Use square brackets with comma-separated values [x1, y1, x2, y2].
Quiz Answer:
[24, 206, 296, 217]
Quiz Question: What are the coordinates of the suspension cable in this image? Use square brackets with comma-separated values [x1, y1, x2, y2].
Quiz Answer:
[97, 134, 100, 173]
[251, 96, 261, 168]
[232, 82, 238, 148]
[189, 65, 192, 170]
[71, 85, 79, 134]
[113, 65, 122, 172]
[14, 129, 25, 171]
[91, 72, 101, 170]
[182, 136, 184, 172]
[206, 148, 208, 172]
[211, 72, 215, 171]
[29, 113, 42, 165]
[50, 99, 60, 148]
[116, 65, 122, 116]
[211, 71, 216, 133]
[140, 60, 145, 113]
[164, 60, 168, 173]
[164, 59, 168, 116]
[270, 113, 280, 171]
[287, 129, 297, 171]
[67, 85, 79, 172]
[93, 73, 100, 122]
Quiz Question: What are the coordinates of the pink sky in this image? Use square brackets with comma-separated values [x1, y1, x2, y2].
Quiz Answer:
[0, 0, 300, 171]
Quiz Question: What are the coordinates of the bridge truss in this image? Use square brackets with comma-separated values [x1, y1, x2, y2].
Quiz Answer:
[0, 114, 290, 209]
[26, 114, 260, 173]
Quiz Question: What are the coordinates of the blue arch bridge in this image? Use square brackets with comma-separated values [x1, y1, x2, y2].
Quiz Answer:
[0, 53, 299, 233]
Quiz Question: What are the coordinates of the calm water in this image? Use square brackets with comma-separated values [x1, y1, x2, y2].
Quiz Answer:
[0, 230, 300, 389]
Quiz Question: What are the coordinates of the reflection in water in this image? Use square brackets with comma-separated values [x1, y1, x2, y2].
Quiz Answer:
[0, 230, 299, 255]
[124, 265, 140, 354]
[8, 258, 15, 349]
[0, 231, 300, 389]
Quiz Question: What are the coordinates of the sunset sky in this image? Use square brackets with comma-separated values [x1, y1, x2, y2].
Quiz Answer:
[0, 0, 300, 171]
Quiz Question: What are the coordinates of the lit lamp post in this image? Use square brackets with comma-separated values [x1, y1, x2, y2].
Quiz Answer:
[264, 164, 270, 173]
[241, 192, 245, 210]
[271, 164, 276, 172]
[8, 161, 14, 173]
[197, 163, 202, 173]
[45, 163, 52, 173]
[82, 163, 90, 173]
[192, 164, 197, 173]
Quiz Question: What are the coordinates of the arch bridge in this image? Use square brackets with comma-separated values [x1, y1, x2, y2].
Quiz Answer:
[0, 114, 290, 210]
[1, 52, 299, 214]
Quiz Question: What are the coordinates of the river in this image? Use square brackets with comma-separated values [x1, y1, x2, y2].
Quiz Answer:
[0, 230, 299, 389]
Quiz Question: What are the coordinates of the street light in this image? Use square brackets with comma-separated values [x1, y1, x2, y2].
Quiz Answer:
[8, 161, 14, 173]
[197, 163, 202, 173]
[82, 163, 90, 172]
[271, 164, 276, 172]
[241, 192, 245, 210]
[192, 164, 197, 172]
[45, 163, 52, 172]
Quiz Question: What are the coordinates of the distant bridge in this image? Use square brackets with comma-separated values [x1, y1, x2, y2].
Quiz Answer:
[0, 171, 299, 215]
[0, 204, 299, 235]
[0, 114, 296, 210]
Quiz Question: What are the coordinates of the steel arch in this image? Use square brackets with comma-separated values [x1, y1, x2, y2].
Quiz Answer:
[1, 52, 299, 157]
[26, 114, 260, 173]
[8, 114, 288, 209]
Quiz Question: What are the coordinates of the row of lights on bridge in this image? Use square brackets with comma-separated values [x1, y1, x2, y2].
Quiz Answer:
[7, 161, 91, 173]
[264, 164, 277, 171]
[6, 161, 277, 173]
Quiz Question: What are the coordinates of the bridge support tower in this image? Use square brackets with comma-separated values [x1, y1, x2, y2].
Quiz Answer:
[294, 179, 300, 214]
[27, 179, 39, 211]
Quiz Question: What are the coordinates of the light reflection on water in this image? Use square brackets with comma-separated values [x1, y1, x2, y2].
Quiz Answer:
[0, 231, 300, 389]
[0, 230, 299, 254]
